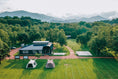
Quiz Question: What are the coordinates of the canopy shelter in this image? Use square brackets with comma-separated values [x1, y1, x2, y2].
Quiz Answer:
[46, 59, 55, 68]
[26, 59, 37, 68]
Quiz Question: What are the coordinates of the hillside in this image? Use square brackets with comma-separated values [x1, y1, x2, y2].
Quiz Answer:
[0, 10, 109, 23]
[0, 10, 62, 22]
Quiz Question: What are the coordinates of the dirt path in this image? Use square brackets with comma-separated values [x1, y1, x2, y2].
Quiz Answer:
[6, 46, 115, 59]
[39, 46, 114, 59]
[6, 48, 21, 59]
[39, 46, 78, 59]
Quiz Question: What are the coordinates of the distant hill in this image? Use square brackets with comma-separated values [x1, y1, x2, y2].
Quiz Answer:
[0, 10, 62, 22]
[57, 16, 107, 23]
[83, 16, 107, 22]
[100, 11, 118, 19]
[0, 10, 113, 23]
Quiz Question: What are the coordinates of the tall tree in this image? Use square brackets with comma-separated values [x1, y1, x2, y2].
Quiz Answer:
[0, 39, 9, 64]
[58, 30, 67, 46]
[0, 29, 9, 43]
[88, 37, 106, 55]
[112, 36, 118, 56]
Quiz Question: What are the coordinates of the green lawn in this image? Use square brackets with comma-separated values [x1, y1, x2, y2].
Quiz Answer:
[67, 39, 89, 52]
[0, 59, 118, 79]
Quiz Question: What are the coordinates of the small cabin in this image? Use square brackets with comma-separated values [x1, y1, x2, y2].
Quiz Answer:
[19, 41, 53, 55]
[26, 59, 37, 68]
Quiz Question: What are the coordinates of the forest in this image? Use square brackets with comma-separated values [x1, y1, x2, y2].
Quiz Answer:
[0, 16, 118, 62]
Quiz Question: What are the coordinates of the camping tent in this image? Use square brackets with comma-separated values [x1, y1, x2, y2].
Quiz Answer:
[26, 59, 37, 68]
[46, 59, 55, 68]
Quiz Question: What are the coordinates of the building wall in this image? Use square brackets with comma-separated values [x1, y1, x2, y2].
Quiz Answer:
[20, 50, 42, 54]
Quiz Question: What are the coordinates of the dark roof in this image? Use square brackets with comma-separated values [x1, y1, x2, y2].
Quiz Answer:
[19, 45, 43, 50]
[19, 42, 52, 51]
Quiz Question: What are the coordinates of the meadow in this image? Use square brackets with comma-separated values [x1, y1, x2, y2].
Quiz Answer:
[67, 39, 89, 52]
[0, 59, 118, 79]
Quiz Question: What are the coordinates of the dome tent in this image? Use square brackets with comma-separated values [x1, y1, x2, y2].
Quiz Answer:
[46, 59, 55, 68]
[26, 59, 37, 68]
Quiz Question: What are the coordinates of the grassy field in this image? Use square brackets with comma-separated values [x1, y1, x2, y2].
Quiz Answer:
[0, 59, 118, 79]
[67, 39, 89, 52]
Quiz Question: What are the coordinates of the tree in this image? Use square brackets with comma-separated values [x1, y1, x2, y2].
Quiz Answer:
[76, 34, 87, 45]
[47, 29, 55, 42]
[0, 39, 9, 64]
[58, 30, 67, 46]
[78, 21, 86, 26]
[0, 29, 9, 43]
[92, 22, 106, 26]
[76, 32, 92, 45]
[71, 31, 77, 39]
[17, 33, 29, 43]
[112, 36, 118, 56]
[88, 37, 106, 55]
[9, 31, 17, 47]
[85, 23, 92, 28]
[0, 39, 3, 64]
[46, 28, 59, 42]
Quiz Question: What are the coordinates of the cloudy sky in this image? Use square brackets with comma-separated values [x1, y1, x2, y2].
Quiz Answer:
[0, 0, 118, 17]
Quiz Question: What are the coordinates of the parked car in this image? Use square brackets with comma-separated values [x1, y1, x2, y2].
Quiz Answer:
[11, 47, 16, 49]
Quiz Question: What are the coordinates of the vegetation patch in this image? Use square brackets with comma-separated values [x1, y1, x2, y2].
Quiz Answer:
[53, 43, 69, 56]
[0, 59, 118, 79]
[67, 39, 89, 52]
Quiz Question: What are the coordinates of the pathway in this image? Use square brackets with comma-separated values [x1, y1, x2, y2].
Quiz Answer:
[39, 46, 78, 59]
[6, 47, 21, 59]
[6, 46, 115, 59]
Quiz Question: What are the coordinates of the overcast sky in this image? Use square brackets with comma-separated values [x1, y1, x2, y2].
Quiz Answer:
[0, 0, 118, 17]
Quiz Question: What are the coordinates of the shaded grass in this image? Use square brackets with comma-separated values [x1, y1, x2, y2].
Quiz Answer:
[0, 59, 118, 79]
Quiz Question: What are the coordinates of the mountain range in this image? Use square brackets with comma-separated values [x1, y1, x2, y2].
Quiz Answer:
[0, 10, 118, 23]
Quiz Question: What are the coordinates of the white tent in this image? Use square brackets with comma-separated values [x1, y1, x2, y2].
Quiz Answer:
[26, 59, 37, 68]
[46, 59, 55, 68]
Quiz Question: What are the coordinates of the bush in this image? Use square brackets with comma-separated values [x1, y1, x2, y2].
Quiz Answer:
[53, 43, 68, 53]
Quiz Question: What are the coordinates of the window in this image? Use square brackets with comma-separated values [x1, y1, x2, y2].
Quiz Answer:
[39, 50, 42, 54]
[23, 56, 28, 59]
[33, 50, 37, 54]
[23, 50, 28, 54]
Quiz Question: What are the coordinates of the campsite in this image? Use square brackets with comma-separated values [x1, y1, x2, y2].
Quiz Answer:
[0, 59, 118, 79]
[0, 0, 118, 79]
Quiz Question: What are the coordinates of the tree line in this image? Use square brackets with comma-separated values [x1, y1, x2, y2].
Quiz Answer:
[76, 22, 118, 56]
[0, 16, 67, 64]
[1, 16, 118, 64]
